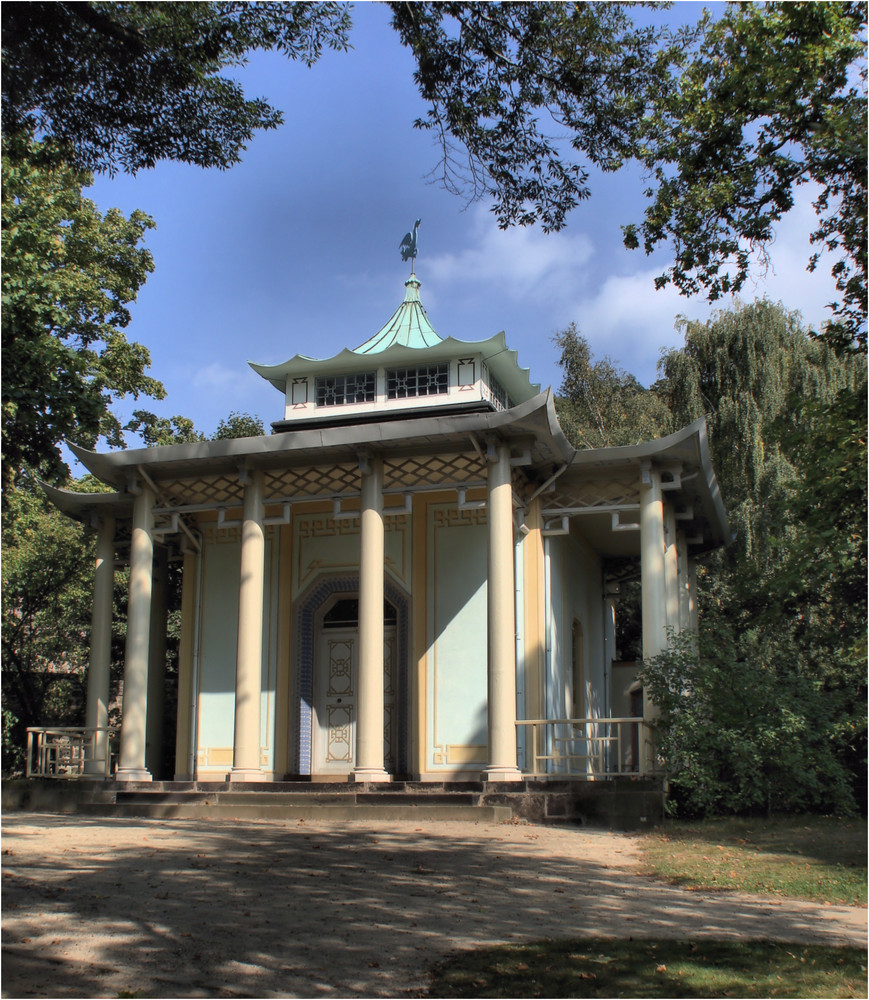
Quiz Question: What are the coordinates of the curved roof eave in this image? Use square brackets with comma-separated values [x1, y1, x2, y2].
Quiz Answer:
[65, 389, 573, 488]
[568, 417, 730, 547]
[39, 480, 132, 522]
[248, 331, 540, 401]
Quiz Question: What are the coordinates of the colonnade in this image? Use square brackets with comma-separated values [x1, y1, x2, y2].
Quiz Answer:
[638, 460, 698, 771]
[86, 439, 525, 783]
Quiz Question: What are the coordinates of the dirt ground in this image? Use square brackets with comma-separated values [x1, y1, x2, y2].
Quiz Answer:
[2, 813, 866, 999]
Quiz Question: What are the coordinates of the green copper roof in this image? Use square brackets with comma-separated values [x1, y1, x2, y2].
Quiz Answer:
[353, 273, 441, 353]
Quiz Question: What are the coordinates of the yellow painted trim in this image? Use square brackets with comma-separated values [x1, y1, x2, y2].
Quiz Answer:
[412, 491, 428, 776]
[446, 744, 487, 764]
[523, 498, 546, 722]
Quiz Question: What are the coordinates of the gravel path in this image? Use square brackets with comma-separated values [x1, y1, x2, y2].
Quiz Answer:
[2, 813, 865, 998]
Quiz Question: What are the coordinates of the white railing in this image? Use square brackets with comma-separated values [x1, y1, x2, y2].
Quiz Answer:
[517, 717, 655, 778]
[26, 727, 119, 779]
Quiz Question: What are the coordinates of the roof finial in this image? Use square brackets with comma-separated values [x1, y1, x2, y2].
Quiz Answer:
[399, 218, 421, 273]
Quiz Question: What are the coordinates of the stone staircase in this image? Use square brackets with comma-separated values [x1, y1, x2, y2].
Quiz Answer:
[4, 777, 665, 828]
[86, 781, 513, 823]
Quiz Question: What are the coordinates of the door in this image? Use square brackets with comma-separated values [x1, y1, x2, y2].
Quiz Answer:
[312, 597, 397, 775]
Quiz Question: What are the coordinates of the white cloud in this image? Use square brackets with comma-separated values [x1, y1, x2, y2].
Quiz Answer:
[426, 205, 594, 302]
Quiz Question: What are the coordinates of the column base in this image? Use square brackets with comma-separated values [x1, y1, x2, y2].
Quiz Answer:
[229, 767, 265, 783]
[114, 767, 152, 783]
[83, 762, 110, 777]
[351, 768, 392, 783]
[481, 766, 523, 782]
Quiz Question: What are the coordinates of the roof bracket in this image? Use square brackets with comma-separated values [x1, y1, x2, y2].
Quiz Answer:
[264, 502, 291, 526]
[332, 498, 358, 522]
[457, 488, 486, 511]
[611, 512, 641, 533]
[384, 493, 412, 518]
[542, 515, 570, 537]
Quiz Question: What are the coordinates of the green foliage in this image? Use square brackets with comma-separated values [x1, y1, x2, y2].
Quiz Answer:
[213, 411, 266, 440]
[0, 478, 122, 774]
[551, 300, 867, 815]
[122, 408, 266, 446]
[2, 2, 352, 175]
[628, 1, 867, 347]
[123, 410, 206, 447]
[641, 629, 856, 817]
[554, 323, 671, 448]
[2, 133, 164, 490]
[660, 300, 859, 561]
[388, 1, 685, 232]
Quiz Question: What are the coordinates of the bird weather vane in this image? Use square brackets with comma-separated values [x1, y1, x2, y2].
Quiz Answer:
[399, 219, 421, 271]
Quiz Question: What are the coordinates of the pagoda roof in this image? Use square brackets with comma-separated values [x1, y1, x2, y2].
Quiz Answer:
[249, 272, 541, 404]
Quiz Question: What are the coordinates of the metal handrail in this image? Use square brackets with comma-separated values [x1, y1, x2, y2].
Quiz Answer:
[516, 717, 655, 778]
[26, 727, 119, 779]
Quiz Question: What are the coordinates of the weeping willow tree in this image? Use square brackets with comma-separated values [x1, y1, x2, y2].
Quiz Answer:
[661, 299, 860, 563]
[645, 299, 866, 815]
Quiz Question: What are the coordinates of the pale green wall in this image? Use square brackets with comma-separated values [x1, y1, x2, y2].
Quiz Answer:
[196, 528, 278, 772]
[426, 506, 488, 768]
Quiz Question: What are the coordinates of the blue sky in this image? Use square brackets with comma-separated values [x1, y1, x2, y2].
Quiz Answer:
[84, 2, 840, 445]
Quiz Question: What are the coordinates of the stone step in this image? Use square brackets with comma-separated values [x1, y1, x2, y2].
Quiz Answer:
[81, 801, 512, 823]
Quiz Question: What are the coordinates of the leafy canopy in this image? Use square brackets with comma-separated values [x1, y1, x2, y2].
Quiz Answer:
[2, 1, 352, 174]
[627, 1, 867, 347]
[2, 134, 163, 490]
[388, 1, 681, 233]
[553, 323, 671, 449]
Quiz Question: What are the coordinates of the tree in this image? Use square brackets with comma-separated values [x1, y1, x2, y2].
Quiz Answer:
[641, 627, 856, 817]
[2, 134, 164, 492]
[122, 408, 265, 445]
[214, 411, 266, 440]
[388, 1, 683, 233]
[1, 476, 125, 774]
[660, 299, 859, 562]
[626, 2, 867, 347]
[123, 410, 205, 448]
[2, 2, 352, 175]
[650, 300, 866, 814]
[554, 323, 671, 449]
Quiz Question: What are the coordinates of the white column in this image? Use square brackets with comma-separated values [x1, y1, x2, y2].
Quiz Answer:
[664, 504, 680, 631]
[84, 514, 115, 776]
[687, 556, 699, 634]
[230, 469, 266, 781]
[145, 546, 168, 777]
[639, 462, 667, 774]
[483, 441, 522, 782]
[353, 454, 390, 782]
[116, 487, 155, 782]
[677, 530, 691, 632]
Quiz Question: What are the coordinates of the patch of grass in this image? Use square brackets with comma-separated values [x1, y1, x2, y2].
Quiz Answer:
[427, 939, 867, 998]
[639, 817, 868, 905]
[428, 939, 866, 998]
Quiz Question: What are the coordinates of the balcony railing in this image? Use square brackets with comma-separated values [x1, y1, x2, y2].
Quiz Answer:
[517, 717, 656, 778]
[26, 727, 119, 779]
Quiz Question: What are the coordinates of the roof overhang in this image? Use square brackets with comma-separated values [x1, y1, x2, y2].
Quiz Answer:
[249, 331, 540, 404]
[543, 417, 729, 556]
[66, 390, 573, 500]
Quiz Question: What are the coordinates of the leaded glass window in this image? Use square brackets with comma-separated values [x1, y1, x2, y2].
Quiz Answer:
[315, 372, 376, 407]
[386, 363, 449, 399]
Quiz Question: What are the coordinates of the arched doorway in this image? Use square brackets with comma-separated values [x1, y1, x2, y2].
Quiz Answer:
[311, 595, 398, 775]
[294, 575, 409, 777]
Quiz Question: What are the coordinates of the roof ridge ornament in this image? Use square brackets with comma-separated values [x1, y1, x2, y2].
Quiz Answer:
[399, 218, 421, 272]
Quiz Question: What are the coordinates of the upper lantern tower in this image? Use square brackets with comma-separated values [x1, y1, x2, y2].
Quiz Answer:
[249, 221, 539, 431]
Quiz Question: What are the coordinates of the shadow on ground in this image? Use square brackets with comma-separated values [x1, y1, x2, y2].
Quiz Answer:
[2, 815, 864, 998]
